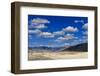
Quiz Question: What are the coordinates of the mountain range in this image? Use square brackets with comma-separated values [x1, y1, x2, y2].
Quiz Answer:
[29, 43, 88, 52]
[62, 43, 88, 52]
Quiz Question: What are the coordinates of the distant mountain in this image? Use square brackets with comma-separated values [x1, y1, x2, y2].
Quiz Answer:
[28, 46, 65, 52]
[62, 43, 88, 52]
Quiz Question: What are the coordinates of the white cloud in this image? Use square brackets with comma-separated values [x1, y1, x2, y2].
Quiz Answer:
[65, 33, 74, 37]
[63, 26, 78, 32]
[56, 34, 75, 41]
[29, 18, 50, 29]
[28, 29, 41, 34]
[53, 31, 65, 36]
[39, 32, 54, 38]
[55, 37, 67, 42]
[57, 37, 67, 41]
[82, 23, 88, 30]
[64, 34, 77, 40]
[32, 18, 50, 24]
[74, 20, 84, 24]
[56, 34, 78, 42]
[32, 24, 47, 29]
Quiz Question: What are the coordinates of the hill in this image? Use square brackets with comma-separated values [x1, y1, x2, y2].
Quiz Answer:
[62, 43, 88, 52]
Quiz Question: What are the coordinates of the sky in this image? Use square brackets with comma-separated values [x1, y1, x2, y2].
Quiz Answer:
[28, 15, 88, 47]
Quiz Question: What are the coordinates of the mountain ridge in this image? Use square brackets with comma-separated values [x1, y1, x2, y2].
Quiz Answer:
[62, 43, 88, 52]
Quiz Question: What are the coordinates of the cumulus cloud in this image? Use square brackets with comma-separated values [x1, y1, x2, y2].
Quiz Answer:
[63, 26, 78, 32]
[32, 24, 47, 29]
[29, 18, 50, 29]
[28, 29, 41, 34]
[56, 34, 77, 42]
[64, 34, 78, 39]
[55, 37, 67, 42]
[32, 18, 50, 24]
[82, 23, 88, 30]
[57, 37, 67, 41]
[53, 31, 65, 36]
[39, 32, 54, 38]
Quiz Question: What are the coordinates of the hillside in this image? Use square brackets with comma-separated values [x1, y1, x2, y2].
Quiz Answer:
[62, 43, 88, 52]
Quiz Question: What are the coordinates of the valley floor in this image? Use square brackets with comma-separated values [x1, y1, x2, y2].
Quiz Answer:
[28, 50, 88, 60]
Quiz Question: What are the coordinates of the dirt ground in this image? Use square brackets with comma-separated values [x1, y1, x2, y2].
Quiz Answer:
[28, 50, 88, 60]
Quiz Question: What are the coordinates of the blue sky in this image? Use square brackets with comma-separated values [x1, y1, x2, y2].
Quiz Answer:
[28, 15, 88, 47]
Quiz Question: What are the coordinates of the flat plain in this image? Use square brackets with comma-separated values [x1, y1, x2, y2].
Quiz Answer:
[28, 50, 88, 60]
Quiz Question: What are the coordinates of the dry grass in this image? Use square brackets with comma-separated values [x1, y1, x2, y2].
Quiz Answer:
[28, 50, 88, 60]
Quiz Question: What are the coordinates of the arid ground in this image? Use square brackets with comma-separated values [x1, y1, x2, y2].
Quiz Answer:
[28, 50, 88, 60]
